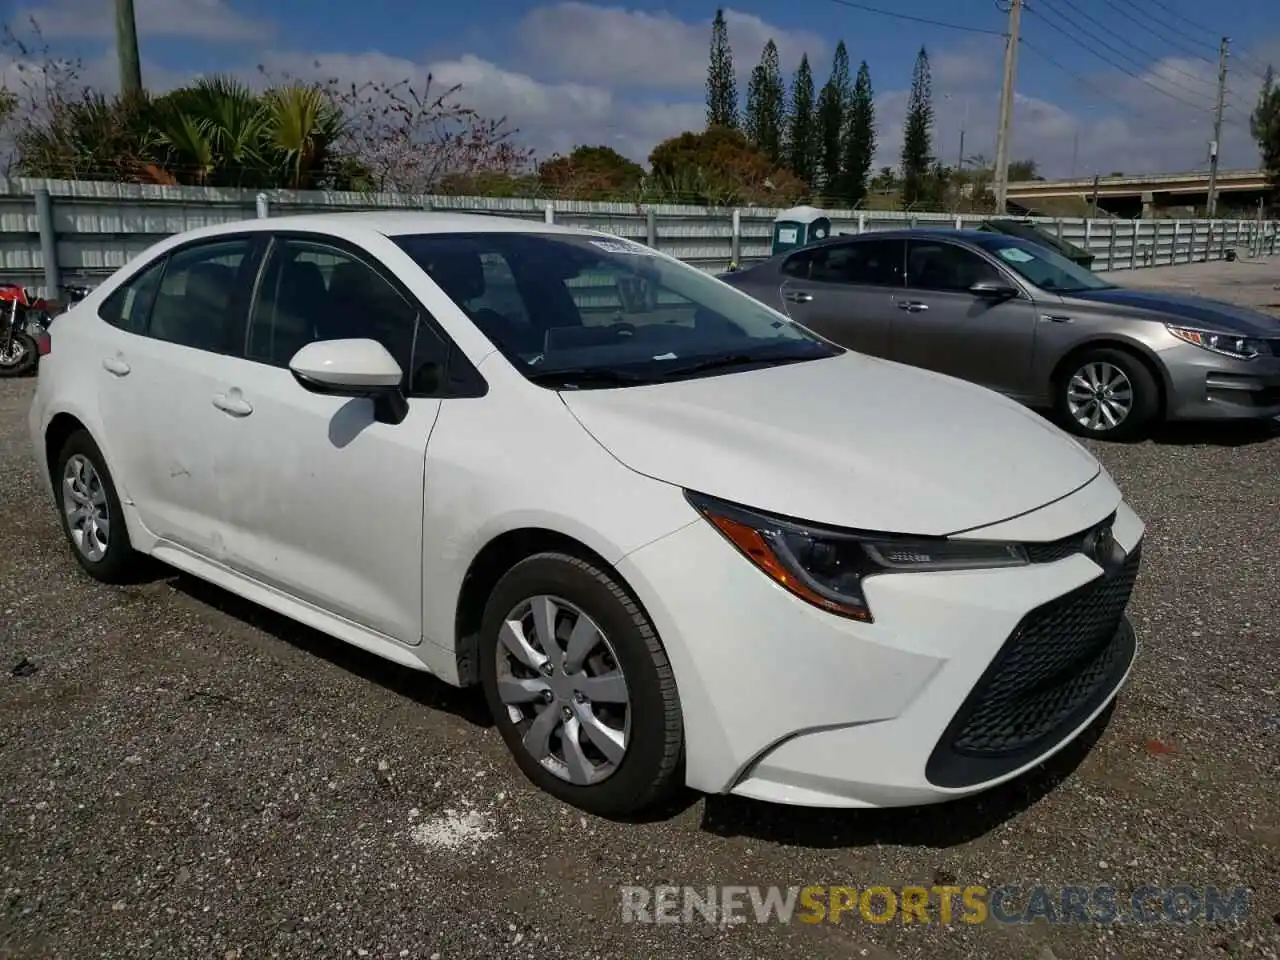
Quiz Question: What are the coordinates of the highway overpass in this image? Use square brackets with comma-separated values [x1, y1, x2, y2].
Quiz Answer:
[1005, 169, 1271, 217]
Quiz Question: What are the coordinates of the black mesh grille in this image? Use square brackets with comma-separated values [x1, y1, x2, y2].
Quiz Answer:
[1024, 512, 1116, 564]
[925, 542, 1141, 788]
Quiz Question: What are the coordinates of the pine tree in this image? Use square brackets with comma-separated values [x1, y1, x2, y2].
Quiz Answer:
[900, 45, 934, 207]
[745, 40, 784, 163]
[815, 41, 850, 197]
[786, 53, 816, 186]
[1251, 66, 1280, 204]
[706, 8, 738, 129]
[838, 60, 876, 204]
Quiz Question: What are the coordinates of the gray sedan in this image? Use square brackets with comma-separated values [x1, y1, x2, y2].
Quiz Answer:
[720, 228, 1280, 439]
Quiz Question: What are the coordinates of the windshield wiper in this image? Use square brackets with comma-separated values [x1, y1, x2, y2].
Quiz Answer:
[525, 367, 657, 388]
[659, 351, 818, 379]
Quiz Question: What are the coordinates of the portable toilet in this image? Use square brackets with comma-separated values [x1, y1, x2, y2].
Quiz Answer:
[771, 205, 831, 255]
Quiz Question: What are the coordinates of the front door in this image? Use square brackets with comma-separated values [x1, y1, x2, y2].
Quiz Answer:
[891, 239, 1039, 399]
[775, 237, 906, 357]
[206, 235, 444, 645]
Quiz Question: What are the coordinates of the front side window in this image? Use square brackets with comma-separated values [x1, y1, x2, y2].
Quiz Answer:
[147, 239, 254, 353]
[246, 238, 425, 386]
[99, 258, 165, 334]
[906, 241, 1005, 292]
[394, 231, 841, 388]
[968, 234, 1115, 293]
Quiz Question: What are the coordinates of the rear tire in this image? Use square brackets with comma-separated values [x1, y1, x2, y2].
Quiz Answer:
[479, 552, 684, 819]
[53, 430, 142, 583]
[1053, 347, 1160, 441]
[0, 331, 37, 377]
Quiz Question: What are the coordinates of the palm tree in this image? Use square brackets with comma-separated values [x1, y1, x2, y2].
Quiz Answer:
[261, 83, 346, 189]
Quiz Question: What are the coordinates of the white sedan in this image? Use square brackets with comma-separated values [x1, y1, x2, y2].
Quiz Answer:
[29, 212, 1145, 817]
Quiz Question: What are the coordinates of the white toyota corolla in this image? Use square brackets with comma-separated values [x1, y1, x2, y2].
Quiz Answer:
[29, 212, 1144, 817]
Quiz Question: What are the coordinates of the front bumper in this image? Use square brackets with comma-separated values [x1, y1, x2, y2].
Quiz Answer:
[616, 475, 1144, 808]
[1162, 344, 1280, 421]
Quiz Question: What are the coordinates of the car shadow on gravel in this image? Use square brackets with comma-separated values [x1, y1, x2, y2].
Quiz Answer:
[696, 701, 1115, 849]
[1145, 418, 1280, 447]
[163, 570, 493, 729]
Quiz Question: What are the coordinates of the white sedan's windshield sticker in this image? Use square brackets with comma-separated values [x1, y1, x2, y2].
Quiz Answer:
[590, 239, 656, 256]
[997, 247, 1036, 263]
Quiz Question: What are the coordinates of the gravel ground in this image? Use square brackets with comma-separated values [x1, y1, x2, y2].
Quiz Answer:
[2, 261, 1279, 959]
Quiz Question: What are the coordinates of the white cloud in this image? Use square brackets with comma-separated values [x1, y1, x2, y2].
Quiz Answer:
[14, 0, 270, 42]
[258, 48, 699, 163]
[3, 1, 1276, 180]
[516, 2, 825, 91]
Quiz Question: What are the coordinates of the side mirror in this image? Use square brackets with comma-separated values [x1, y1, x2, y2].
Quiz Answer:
[969, 280, 1019, 299]
[289, 338, 408, 424]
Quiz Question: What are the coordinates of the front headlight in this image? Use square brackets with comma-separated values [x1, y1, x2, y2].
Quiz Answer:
[1166, 325, 1270, 360]
[685, 491, 1028, 623]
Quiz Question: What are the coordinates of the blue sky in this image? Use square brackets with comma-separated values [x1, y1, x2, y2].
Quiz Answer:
[5, 0, 1278, 177]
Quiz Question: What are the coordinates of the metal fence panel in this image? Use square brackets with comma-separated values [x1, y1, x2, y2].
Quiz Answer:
[1, 176, 1276, 293]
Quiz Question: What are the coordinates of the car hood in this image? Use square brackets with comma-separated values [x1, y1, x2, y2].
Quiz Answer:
[1067, 287, 1280, 336]
[560, 353, 1100, 536]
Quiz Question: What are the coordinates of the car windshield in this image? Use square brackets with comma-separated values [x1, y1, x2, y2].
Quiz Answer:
[968, 234, 1115, 293]
[393, 231, 841, 388]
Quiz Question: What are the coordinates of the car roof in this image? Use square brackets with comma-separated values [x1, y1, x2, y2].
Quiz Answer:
[161, 210, 604, 244]
[806, 227, 992, 246]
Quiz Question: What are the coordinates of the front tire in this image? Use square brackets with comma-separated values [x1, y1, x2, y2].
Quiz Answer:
[53, 430, 142, 583]
[1054, 347, 1160, 441]
[0, 331, 37, 377]
[479, 552, 684, 818]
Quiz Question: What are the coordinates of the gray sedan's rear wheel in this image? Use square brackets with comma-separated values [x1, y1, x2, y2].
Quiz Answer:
[1054, 347, 1159, 441]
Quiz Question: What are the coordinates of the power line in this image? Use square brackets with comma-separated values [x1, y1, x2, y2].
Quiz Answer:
[820, 0, 1005, 36]
[1120, 0, 1276, 80]
[1103, 0, 1221, 79]
[1091, 0, 1260, 111]
[1124, 0, 1224, 44]
[1018, 36, 1247, 129]
[1025, 0, 1221, 111]
[1111, 0, 1269, 83]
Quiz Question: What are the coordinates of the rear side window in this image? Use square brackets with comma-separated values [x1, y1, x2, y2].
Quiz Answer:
[782, 240, 905, 287]
[98, 259, 165, 334]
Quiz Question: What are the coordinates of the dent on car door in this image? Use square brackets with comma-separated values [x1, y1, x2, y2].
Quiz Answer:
[208, 234, 445, 645]
[94, 235, 262, 550]
[894, 240, 1038, 397]
[776, 238, 904, 356]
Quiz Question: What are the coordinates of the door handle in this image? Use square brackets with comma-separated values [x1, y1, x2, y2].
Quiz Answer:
[783, 291, 814, 303]
[897, 301, 929, 312]
[1041, 314, 1073, 323]
[212, 389, 253, 417]
[101, 356, 130, 376]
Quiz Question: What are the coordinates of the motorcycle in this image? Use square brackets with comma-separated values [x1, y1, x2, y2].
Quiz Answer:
[0, 282, 92, 377]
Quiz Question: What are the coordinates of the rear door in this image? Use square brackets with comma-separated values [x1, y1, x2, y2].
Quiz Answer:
[776, 237, 905, 357]
[94, 234, 264, 550]
[892, 238, 1039, 399]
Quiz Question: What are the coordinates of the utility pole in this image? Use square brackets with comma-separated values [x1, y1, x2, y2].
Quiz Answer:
[115, 0, 143, 99]
[957, 97, 969, 170]
[992, 0, 1023, 215]
[1205, 36, 1229, 218]
[1090, 173, 1100, 218]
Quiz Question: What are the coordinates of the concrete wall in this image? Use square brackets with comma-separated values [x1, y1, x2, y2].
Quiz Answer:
[2, 176, 1277, 295]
